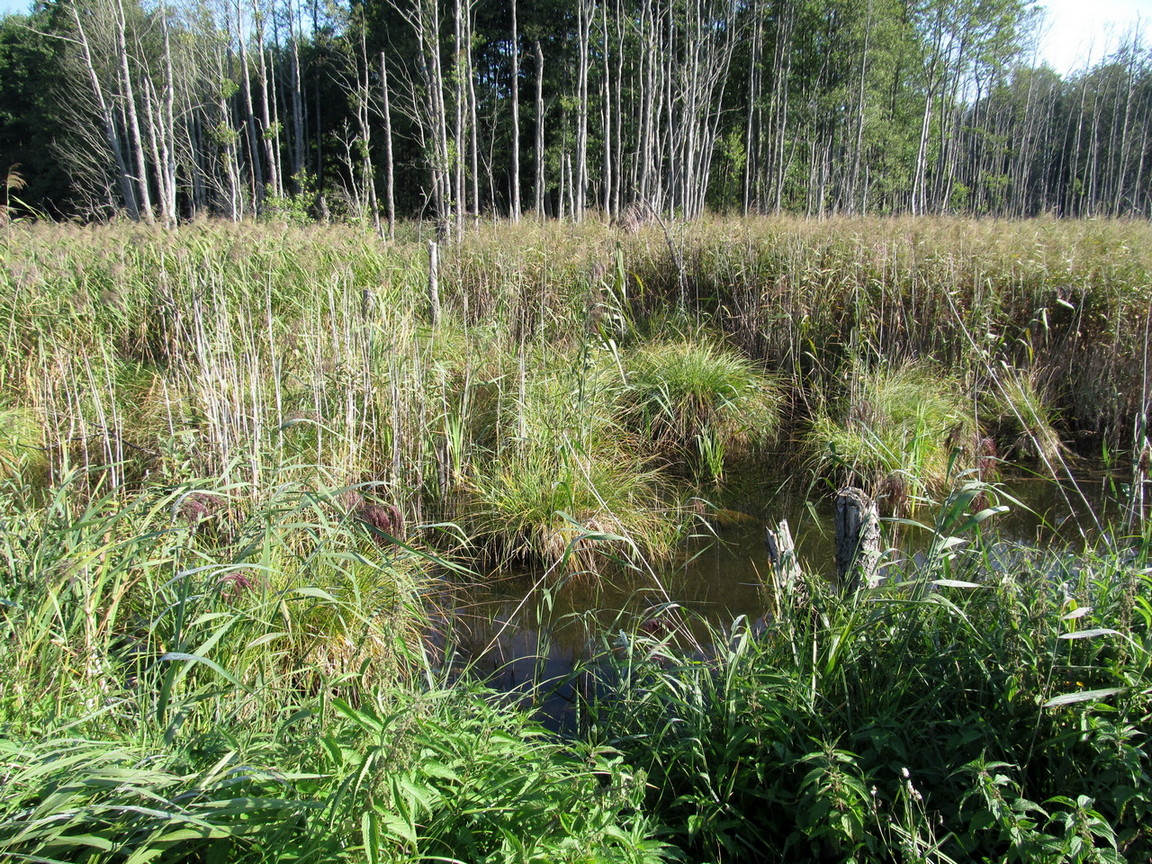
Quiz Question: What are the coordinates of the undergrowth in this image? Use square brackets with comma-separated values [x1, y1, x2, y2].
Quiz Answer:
[2, 216, 1151, 862]
[583, 489, 1152, 863]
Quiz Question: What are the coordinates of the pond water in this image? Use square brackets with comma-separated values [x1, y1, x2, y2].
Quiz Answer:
[432, 466, 1125, 730]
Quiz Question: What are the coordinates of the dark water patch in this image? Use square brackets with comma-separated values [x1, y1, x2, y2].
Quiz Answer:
[434, 467, 1124, 730]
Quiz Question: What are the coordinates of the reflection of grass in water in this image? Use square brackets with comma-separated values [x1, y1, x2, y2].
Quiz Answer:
[810, 362, 976, 504]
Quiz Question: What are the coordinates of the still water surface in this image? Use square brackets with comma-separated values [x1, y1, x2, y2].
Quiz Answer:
[433, 469, 1121, 728]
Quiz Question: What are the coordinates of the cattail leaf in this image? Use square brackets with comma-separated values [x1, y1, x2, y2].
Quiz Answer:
[246, 631, 288, 648]
[932, 579, 983, 588]
[1061, 607, 1092, 620]
[292, 586, 339, 601]
[1058, 628, 1120, 640]
[1043, 687, 1123, 708]
[158, 652, 245, 689]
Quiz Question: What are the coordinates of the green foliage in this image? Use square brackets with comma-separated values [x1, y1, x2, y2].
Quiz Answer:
[809, 361, 976, 502]
[2, 218, 1152, 863]
[624, 338, 782, 482]
[0, 10, 71, 215]
[0, 471, 672, 864]
[586, 491, 1152, 862]
[0, 403, 44, 480]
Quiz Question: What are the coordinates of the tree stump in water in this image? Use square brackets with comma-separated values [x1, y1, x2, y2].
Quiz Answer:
[764, 525, 801, 612]
[835, 487, 881, 592]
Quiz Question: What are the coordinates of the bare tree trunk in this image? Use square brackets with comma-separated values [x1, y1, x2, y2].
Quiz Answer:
[288, 0, 305, 186]
[743, 0, 763, 215]
[575, 0, 591, 220]
[356, 28, 380, 235]
[115, 0, 154, 222]
[848, 0, 873, 214]
[534, 40, 545, 217]
[393, 0, 451, 233]
[600, 0, 612, 216]
[142, 77, 171, 223]
[765, 519, 803, 609]
[254, 0, 281, 198]
[161, 0, 177, 223]
[235, 0, 264, 208]
[380, 51, 396, 240]
[71, 3, 138, 218]
[453, 0, 465, 235]
[509, 0, 521, 220]
[466, 0, 480, 219]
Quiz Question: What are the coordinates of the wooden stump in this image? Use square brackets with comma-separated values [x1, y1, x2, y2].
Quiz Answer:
[835, 486, 881, 592]
[765, 518, 806, 614]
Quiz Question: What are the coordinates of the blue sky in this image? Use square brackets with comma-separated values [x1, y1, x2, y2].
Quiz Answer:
[0, 0, 1150, 74]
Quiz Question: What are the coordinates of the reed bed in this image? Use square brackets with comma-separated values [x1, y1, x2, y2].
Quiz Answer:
[584, 489, 1152, 863]
[2, 215, 1151, 861]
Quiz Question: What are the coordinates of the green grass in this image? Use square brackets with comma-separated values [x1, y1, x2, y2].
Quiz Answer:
[2, 215, 1152, 862]
[0, 470, 672, 864]
[624, 338, 783, 483]
[584, 490, 1152, 863]
[464, 344, 683, 572]
[808, 361, 977, 506]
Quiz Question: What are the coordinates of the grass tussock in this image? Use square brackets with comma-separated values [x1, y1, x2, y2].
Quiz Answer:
[624, 338, 783, 482]
[808, 361, 976, 504]
[464, 345, 682, 572]
[982, 366, 1069, 465]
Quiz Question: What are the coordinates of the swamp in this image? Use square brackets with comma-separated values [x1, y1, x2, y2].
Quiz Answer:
[1, 215, 1151, 863]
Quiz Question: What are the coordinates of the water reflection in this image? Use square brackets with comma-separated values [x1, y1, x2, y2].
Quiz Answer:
[432, 469, 1119, 729]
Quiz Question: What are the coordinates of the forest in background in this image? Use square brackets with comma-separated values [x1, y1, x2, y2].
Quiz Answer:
[3, 0, 1152, 225]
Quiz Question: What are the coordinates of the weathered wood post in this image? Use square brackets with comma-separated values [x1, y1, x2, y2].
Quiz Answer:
[765, 518, 805, 615]
[835, 486, 881, 592]
[427, 240, 441, 327]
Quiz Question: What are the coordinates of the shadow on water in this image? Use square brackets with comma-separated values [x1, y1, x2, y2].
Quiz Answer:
[430, 466, 1122, 732]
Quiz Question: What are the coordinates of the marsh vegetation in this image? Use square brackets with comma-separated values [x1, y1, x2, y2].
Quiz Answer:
[1, 215, 1150, 862]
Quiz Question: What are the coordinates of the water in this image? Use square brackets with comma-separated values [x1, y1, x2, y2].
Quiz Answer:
[432, 468, 1122, 729]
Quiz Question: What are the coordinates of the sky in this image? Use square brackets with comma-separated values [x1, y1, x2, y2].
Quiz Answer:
[0, 0, 1149, 75]
[1035, 0, 1152, 72]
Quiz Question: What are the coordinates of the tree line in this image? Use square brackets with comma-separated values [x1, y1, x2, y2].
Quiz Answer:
[2, 0, 1151, 226]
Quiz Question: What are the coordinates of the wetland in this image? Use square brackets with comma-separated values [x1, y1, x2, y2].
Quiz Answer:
[2, 216, 1151, 863]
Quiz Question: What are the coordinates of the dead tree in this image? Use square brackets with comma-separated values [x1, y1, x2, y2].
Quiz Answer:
[835, 486, 881, 592]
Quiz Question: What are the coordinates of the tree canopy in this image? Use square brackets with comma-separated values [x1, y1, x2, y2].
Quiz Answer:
[1, 0, 1150, 224]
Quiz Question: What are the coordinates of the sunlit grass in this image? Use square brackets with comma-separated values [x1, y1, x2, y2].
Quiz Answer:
[624, 337, 783, 482]
[809, 361, 977, 504]
[1, 216, 1151, 863]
